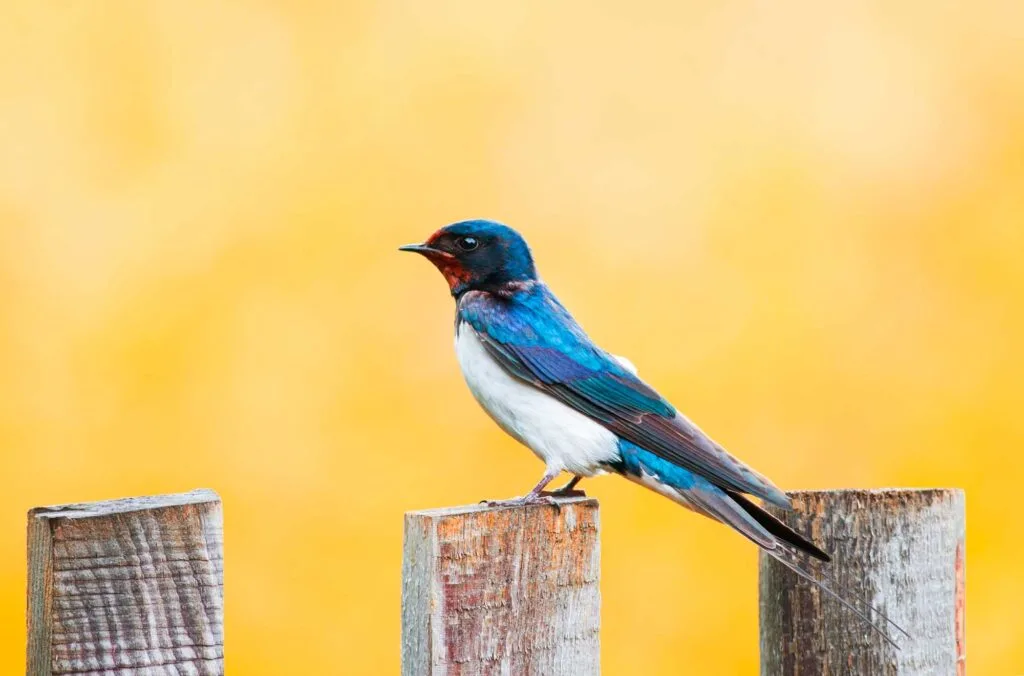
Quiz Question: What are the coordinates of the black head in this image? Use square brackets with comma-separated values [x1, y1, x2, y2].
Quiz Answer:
[399, 219, 538, 297]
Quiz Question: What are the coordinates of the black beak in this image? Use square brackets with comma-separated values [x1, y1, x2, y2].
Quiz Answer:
[399, 243, 447, 256]
[399, 243, 432, 254]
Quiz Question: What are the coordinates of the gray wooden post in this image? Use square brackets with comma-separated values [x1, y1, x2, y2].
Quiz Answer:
[401, 497, 601, 675]
[27, 489, 224, 676]
[759, 489, 966, 675]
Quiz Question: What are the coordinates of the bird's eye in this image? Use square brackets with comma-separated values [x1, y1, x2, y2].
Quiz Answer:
[455, 236, 479, 251]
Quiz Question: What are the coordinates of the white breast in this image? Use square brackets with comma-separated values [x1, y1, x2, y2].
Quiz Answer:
[454, 323, 620, 476]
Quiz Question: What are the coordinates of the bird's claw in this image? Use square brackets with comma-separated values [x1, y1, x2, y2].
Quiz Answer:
[539, 488, 587, 499]
[479, 494, 559, 508]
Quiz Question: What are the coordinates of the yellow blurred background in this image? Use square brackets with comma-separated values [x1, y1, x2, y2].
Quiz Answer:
[1, 0, 1022, 673]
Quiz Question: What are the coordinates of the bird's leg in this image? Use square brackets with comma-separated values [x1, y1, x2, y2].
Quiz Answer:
[481, 469, 561, 507]
[541, 475, 586, 498]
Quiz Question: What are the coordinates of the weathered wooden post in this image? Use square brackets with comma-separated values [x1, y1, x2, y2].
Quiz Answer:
[27, 489, 224, 676]
[759, 489, 966, 675]
[402, 497, 601, 675]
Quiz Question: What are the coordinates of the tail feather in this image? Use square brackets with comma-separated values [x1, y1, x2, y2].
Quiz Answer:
[613, 441, 911, 646]
[765, 544, 910, 646]
[727, 490, 831, 562]
[721, 491, 908, 646]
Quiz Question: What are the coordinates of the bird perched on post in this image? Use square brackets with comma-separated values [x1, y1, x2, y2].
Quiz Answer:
[401, 219, 903, 644]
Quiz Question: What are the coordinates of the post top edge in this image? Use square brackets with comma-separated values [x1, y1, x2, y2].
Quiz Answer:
[30, 489, 221, 520]
[406, 496, 598, 518]
[785, 487, 964, 499]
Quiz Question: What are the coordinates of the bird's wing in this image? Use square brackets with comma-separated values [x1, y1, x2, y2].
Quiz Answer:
[459, 289, 790, 507]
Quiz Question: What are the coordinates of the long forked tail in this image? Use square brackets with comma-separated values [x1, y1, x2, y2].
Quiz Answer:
[764, 545, 910, 648]
[614, 442, 911, 646]
[727, 489, 910, 647]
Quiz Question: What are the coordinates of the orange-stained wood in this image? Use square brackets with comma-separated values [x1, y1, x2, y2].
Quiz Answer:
[402, 498, 600, 675]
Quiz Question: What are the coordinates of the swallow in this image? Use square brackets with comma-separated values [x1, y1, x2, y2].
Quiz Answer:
[402, 219, 905, 644]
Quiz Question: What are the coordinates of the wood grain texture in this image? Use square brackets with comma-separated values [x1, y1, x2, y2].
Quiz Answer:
[27, 489, 224, 676]
[402, 497, 600, 676]
[759, 489, 966, 676]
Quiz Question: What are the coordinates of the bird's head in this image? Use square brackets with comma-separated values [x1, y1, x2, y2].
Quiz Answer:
[400, 219, 537, 297]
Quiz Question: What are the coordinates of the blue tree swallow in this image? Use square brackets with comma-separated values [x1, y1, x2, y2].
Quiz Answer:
[401, 219, 905, 643]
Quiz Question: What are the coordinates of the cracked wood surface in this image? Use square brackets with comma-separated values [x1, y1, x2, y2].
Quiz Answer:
[759, 488, 966, 676]
[27, 489, 224, 676]
[402, 498, 600, 676]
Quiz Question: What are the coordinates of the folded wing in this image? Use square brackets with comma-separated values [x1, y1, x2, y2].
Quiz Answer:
[459, 289, 791, 508]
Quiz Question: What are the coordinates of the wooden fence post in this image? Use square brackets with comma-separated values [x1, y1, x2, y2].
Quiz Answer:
[401, 497, 601, 675]
[27, 489, 224, 676]
[759, 488, 966, 675]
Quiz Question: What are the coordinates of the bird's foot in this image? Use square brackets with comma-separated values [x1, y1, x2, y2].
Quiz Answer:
[479, 494, 558, 508]
[539, 488, 587, 499]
